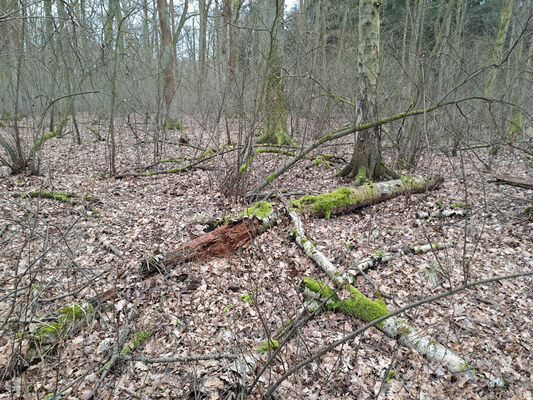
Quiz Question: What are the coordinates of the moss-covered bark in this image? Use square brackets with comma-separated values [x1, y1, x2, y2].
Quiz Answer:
[14, 191, 96, 204]
[291, 175, 443, 218]
[258, 0, 293, 146]
[303, 278, 389, 325]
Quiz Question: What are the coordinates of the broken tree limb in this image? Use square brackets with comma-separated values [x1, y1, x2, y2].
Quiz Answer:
[266, 272, 533, 398]
[291, 175, 443, 218]
[140, 201, 277, 277]
[346, 242, 454, 280]
[280, 195, 471, 374]
[303, 281, 472, 374]
[488, 174, 533, 190]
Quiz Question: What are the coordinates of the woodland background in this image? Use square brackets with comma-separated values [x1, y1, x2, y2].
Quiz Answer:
[0, 0, 532, 399]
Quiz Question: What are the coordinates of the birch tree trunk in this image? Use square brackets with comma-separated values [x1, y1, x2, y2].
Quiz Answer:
[339, 0, 394, 182]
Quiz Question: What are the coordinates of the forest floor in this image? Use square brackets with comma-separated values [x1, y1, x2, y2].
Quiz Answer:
[0, 120, 532, 399]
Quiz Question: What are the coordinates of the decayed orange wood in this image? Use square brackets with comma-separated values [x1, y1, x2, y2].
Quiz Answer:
[165, 218, 262, 265]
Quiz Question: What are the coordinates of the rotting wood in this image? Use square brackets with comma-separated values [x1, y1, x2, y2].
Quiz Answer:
[140, 202, 277, 278]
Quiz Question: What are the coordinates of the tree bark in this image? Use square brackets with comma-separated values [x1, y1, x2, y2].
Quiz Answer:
[291, 175, 443, 218]
[157, 0, 177, 121]
[140, 202, 277, 277]
[258, 0, 292, 146]
[340, 0, 393, 182]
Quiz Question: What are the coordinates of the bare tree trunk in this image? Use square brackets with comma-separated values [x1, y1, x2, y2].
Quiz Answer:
[12, 0, 26, 173]
[258, 0, 292, 146]
[157, 0, 177, 122]
[198, 0, 207, 86]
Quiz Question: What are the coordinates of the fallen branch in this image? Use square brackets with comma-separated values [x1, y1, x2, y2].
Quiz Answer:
[13, 190, 97, 204]
[87, 308, 134, 400]
[281, 196, 470, 375]
[488, 174, 533, 190]
[265, 270, 533, 398]
[346, 242, 453, 280]
[121, 352, 239, 364]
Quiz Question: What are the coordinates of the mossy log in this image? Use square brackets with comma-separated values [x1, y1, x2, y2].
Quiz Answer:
[303, 280, 472, 374]
[13, 190, 97, 204]
[140, 202, 277, 277]
[282, 197, 471, 375]
[291, 175, 443, 219]
[1, 288, 117, 379]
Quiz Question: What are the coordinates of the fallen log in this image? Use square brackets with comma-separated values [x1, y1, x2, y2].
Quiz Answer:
[281, 196, 471, 375]
[13, 190, 98, 205]
[140, 201, 277, 278]
[291, 175, 443, 218]
[489, 174, 533, 190]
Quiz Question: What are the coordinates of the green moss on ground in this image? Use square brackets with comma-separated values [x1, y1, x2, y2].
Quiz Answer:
[165, 118, 187, 131]
[15, 191, 95, 204]
[31, 302, 93, 343]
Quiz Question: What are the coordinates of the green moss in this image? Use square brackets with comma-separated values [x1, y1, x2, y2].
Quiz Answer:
[239, 155, 253, 174]
[120, 330, 153, 356]
[238, 201, 274, 219]
[459, 362, 473, 372]
[432, 242, 442, 250]
[33, 303, 93, 343]
[313, 156, 332, 168]
[223, 303, 234, 313]
[83, 195, 92, 201]
[254, 147, 295, 156]
[57, 303, 91, 323]
[165, 118, 187, 131]
[397, 325, 412, 336]
[372, 249, 385, 258]
[266, 174, 277, 184]
[303, 278, 389, 326]
[386, 370, 395, 383]
[256, 339, 279, 354]
[451, 202, 466, 208]
[240, 294, 253, 305]
[525, 205, 533, 221]
[291, 186, 370, 219]
[437, 199, 444, 209]
[355, 165, 367, 184]
[508, 107, 522, 136]
[202, 148, 215, 157]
